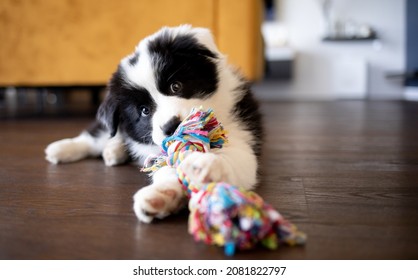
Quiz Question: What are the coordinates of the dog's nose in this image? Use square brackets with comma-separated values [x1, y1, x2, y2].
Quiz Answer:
[161, 116, 181, 136]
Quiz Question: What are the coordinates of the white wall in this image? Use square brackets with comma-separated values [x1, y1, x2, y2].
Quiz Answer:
[274, 0, 406, 100]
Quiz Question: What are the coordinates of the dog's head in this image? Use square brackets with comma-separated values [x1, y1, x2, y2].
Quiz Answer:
[98, 25, 223, 146]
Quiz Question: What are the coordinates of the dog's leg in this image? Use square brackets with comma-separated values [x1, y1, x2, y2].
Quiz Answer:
[45, 132, 104, 164]
[45, 121, 128, 166]
[102, 133, 129, 166]
[133, 166, 187, 223]
[179, 138, 258, 190]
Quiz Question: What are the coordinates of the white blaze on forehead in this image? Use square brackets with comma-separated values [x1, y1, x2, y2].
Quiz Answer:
[138, 24, 194, 45]
[120, 50, 157, 97]
[137, 25, 220, 57]
[191, 27, 220, 54]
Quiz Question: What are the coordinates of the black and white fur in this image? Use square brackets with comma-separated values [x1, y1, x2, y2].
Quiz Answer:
[45, 25, 262, 223]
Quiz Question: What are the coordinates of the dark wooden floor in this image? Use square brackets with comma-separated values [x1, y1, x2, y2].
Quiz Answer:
[1, 101, 418, 260]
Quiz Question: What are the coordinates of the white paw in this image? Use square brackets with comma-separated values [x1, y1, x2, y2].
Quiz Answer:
[102, 139, 129, 166]
[45, 138, 90, 164]
[133, 182, 186, 223]
[179, 152, 226, 185]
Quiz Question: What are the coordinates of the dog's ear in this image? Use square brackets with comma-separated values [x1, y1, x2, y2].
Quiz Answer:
[97, 93, 119, 137]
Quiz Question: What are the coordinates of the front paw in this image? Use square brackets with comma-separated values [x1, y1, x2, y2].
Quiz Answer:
[133, 182, 186, 223]
[45, 139, 89, 164]
[179, 152, 227, 185]
[102, 140, 129, 166]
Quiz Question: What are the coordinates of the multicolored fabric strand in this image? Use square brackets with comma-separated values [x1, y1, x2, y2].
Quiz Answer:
[142, 107, 306, 256]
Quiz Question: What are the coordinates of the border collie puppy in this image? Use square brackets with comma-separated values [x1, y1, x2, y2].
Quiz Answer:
[45, 25, 262, 223]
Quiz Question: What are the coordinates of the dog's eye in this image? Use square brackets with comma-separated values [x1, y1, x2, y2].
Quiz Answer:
[170, 82, 182, 94]
[140, 106, 150, 117]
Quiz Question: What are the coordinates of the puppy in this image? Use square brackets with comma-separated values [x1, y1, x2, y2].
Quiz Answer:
[45, 25, 262, 223]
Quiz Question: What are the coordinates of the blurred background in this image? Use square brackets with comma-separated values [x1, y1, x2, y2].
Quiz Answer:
[0, 0, 417, 118]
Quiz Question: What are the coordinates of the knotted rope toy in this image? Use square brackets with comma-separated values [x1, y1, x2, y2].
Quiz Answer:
[142, 108, 306, 256]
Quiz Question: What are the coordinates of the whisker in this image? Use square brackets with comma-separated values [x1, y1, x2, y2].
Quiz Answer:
[140, 131, 153, 141]
[167, 63, 188, 81]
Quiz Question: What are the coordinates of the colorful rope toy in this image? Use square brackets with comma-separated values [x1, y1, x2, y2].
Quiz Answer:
[143, 107, 306, 256]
